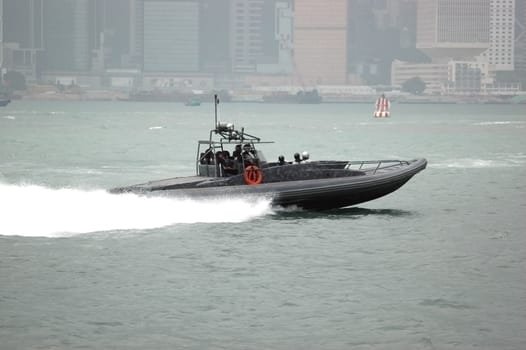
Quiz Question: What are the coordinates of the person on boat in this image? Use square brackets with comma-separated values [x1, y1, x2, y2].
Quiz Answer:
[301, 151, 310, 162]
[215, 151, 225, 165]
[242, 144, 256, 166]
[221, 150, 236, 174]
[294, 153, 302, 164]
[233, 144, 242, 162]
[244, 143, 257, 156]
[223, 157, 236, 175]
[278, 155, 286, 165]
[214, 151, 225, 175]
[202, 148, 214, 164]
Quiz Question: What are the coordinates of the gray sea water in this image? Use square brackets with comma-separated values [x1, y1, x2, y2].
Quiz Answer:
[1, 100, 525, 350]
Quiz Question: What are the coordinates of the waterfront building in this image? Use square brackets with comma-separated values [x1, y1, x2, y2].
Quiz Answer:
[391, 60, 448, 94]
[446, 61, 486, 95]
[293, 0, 347, 85]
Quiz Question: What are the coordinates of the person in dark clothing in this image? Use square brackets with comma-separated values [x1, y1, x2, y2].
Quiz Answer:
[294, 152, 302, 163]
[215, 151, 225, 166]
[278, 155, 286, 165]
[242, 144, 255, 165]
[232, 144, 242, 162]
[202, 148, 214, 164]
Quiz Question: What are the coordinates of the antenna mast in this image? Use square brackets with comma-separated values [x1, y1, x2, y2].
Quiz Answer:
[214, 94, 219, 128]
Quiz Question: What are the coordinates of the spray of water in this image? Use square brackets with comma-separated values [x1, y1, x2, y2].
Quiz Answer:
[0, 183, 273, 238]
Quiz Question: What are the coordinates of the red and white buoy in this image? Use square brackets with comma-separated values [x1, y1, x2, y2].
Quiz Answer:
[374, 94, 390, 118]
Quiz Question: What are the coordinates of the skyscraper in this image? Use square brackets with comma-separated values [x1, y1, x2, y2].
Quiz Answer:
[72, 0, 90, 71]
[200, 0, 230, 73]
[0, 0, 3, 71]
[143, 0, 199, 72]
[293, 0, 347, 85]
[43, 0, 91, 72]
[479, 0, 515, 72]
[91, 0, 133, 69]
[229, 0, 264, 73]
[516, 0, 526, 73]
[1, 0, 43, 80]
[416, 0, 490, 60]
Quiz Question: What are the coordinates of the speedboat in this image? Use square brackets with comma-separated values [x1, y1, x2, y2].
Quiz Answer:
[110, 96, 426, 210]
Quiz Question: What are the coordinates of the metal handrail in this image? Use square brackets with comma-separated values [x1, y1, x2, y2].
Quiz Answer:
[346, 160, 409, 174]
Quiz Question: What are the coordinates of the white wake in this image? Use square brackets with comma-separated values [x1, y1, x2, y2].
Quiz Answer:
[0, 183, 273, 238]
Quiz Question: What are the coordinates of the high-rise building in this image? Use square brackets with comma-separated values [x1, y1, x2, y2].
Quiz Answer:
[91, 0, 133, 69]
[294, 0, 347, 85]
[129, 0, 144, 68]
[416, 0, 490, 60]
[200, 0, 230, 73]
[229, 0, 264, 73]
[479, 0, 515, 71]
[1, 0, 43, 80]
[347, 0, 419, 85]
[43, 0, 91, 72]
[143, 0, 199, 72]
[0, 0, 3, 71]
[514, 0, 525, 73]
[255, 0, 293, 75]
[72, 0, 90, 71]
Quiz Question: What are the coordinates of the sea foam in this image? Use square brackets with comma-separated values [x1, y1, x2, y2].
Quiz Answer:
[0, 183, 272, 238]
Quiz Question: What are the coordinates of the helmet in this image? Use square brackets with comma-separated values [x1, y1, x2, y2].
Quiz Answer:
[278, 155, 285, 161]
[243, 143, 251, 151]
[301, 151, 309, 160]
[294, 152, 300, 159]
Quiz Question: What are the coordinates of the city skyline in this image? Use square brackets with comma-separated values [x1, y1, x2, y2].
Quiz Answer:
[1, 0, 525, 94]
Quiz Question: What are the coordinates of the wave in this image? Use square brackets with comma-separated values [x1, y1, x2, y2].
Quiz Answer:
[0, 183, 273, 238]
[431, 156, 526, 169]
[473, 121, 526, 127]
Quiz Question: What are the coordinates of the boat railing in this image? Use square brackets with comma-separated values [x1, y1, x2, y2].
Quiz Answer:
[345, 160, 410, 174]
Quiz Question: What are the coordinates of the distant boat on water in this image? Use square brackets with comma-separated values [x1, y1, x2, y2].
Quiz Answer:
[185, 97, 202, 106]
[0, 97, 11, 107]
[374, 94, 390, 118]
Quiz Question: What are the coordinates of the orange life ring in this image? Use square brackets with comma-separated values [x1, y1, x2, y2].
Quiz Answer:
[244, 165, 263, 185]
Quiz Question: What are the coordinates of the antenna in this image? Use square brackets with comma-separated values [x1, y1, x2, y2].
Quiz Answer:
[214, 94, 219, 128]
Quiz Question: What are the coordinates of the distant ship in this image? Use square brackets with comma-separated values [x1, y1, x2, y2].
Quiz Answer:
[0, 97, 11, 107]
[123, 90, 230, 103]
[374, 94, 390, 118]
[262, 89, 322, 104]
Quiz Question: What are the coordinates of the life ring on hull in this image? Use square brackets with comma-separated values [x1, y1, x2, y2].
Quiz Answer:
[244, 165, 263, 185]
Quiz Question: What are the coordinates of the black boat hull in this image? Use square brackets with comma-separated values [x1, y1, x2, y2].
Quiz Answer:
[112, 159, 426, 210]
